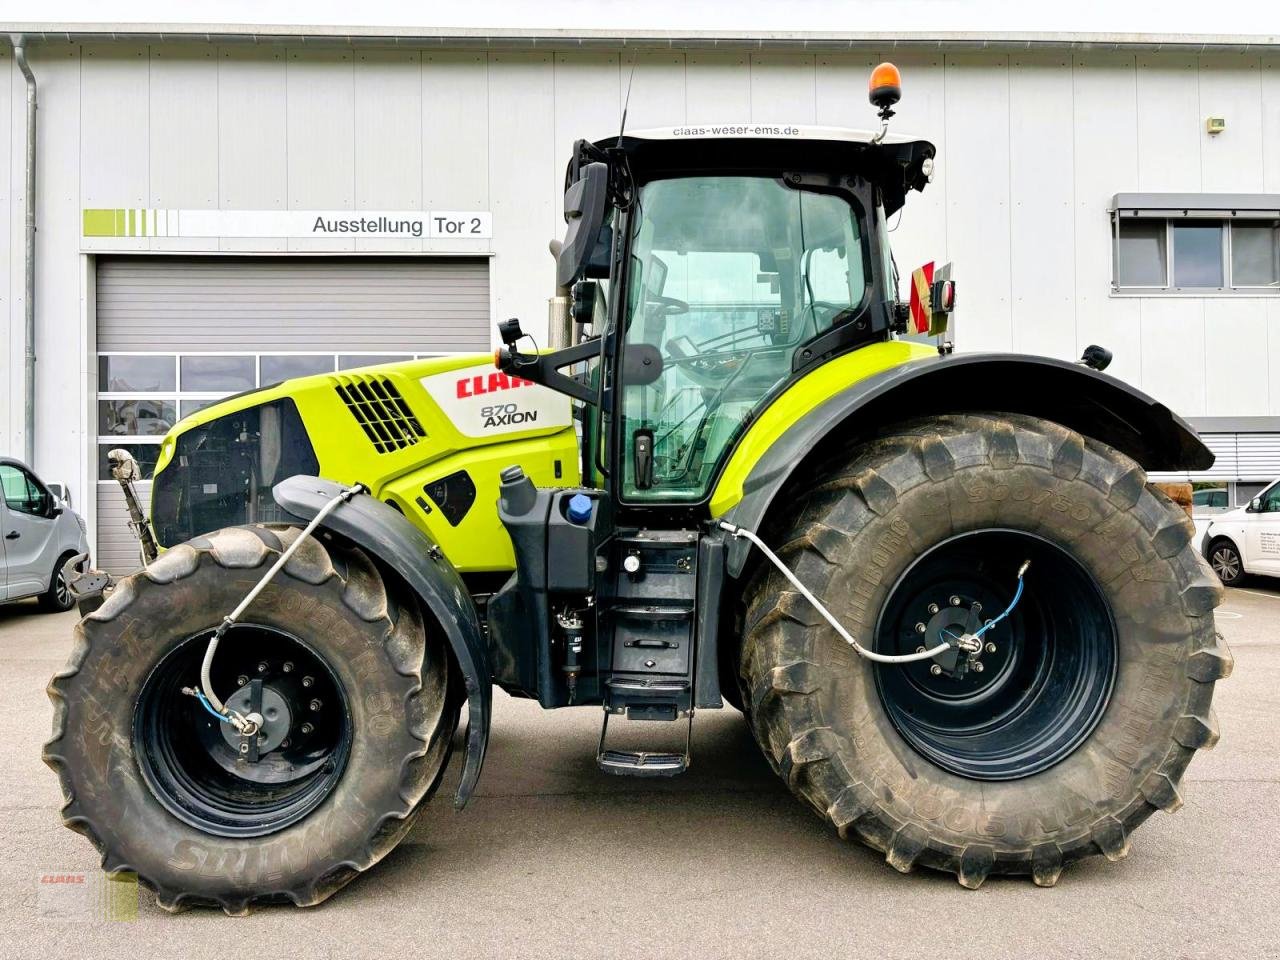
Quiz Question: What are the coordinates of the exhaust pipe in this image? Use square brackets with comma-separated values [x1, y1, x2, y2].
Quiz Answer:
[547, 239, 572, 349]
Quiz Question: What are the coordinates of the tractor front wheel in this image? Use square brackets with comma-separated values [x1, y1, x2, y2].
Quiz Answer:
[45, 524, 457, 913]
[740, 413, 1231, 887]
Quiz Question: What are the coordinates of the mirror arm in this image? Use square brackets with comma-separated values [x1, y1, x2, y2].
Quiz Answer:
[497, 338, 603, 406]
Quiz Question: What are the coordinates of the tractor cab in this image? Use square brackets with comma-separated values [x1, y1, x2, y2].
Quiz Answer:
[489, 112, 940, 770]
[500, 123, 936, 513]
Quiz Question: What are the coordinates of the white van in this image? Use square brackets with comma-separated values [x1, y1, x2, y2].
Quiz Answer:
[1201, 477, 1280, 586]
[0, 458, 90, 611]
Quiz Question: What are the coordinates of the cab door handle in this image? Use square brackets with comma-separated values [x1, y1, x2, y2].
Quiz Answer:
[4, 531, 18, 540]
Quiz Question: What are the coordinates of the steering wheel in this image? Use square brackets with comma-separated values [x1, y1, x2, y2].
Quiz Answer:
[647, 292, 690, 316]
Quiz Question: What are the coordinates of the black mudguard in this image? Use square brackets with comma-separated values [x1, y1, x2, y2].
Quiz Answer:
[273, 475, 491, 808]
[722, 351, 1213, 576]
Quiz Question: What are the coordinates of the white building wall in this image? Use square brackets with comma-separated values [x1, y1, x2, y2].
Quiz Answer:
[4, 41, 1280, 498]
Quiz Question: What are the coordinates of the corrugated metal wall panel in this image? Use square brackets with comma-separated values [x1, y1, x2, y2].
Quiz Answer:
[96, 484, 148, 576]
[1237, 434, 1280, 477]
[1151, 433, 1280, 483]
[96, 257, 491, 352]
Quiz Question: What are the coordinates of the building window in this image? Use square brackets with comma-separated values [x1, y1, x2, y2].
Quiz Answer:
[1115, 218, 1279, 293]
[96, 352, 421, 482]
[1111, 194, 1280, 296]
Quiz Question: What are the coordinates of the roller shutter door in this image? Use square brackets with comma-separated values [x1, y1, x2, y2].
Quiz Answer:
[95, 256, 490, 574]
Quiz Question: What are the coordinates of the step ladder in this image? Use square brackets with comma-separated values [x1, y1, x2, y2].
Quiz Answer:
[596, 707, 693, 777]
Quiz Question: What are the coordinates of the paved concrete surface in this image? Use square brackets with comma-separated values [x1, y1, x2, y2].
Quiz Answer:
[1, 584, 1277, 960]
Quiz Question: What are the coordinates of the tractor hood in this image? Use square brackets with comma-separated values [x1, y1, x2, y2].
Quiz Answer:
[148, 355, 580, 570]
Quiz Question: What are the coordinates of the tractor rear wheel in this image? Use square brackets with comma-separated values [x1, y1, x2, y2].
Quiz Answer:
[44, 524, 457, 913]
[740, 413, 1231, 887]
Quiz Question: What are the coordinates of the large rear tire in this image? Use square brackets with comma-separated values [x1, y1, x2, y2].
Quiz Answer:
[44, 524, 458, 913]
[740, 413, 1232, 887]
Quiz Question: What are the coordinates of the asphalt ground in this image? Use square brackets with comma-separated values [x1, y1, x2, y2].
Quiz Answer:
[1, 582, 1277, 959]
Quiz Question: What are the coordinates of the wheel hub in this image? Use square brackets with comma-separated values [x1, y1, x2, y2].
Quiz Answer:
[874, 529, 1117, 781]
[220, 683, 293, 755]
[919, 596, 992, 680]
[134, 624, 351, 838]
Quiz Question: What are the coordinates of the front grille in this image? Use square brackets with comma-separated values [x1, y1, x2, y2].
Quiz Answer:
[334, 375, 427, 453]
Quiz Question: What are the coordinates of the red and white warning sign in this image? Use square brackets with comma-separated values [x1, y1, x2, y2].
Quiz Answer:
[909, 261, 935, 334]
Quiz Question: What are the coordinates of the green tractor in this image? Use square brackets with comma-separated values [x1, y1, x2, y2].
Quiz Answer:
[47, 65, 1230, 912]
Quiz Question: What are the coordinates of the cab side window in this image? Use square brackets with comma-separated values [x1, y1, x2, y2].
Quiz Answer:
[1260, 487, 1280, 513]
[0, 464, 49, 517]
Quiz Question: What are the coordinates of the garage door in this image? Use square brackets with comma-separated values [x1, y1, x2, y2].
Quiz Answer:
[95, 256, 490, 574]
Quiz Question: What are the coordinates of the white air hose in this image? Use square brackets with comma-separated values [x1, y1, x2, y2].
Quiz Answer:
[196, 483, 366, 733]
[718, 520, 951, 665]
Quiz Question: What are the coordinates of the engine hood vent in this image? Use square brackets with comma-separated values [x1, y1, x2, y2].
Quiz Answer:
[334, 374, 426, 453]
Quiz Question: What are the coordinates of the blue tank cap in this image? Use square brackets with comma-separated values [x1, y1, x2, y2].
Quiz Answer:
[566, 493, 594, 525]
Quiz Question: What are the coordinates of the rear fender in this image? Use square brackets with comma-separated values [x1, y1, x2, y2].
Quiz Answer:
[719, 352, 1213, 576]
[273, 475, 490, 808]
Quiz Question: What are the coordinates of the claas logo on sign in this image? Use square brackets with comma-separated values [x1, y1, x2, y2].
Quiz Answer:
[456, 371, 537, 399]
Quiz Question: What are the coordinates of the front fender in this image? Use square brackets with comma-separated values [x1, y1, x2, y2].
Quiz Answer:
[719, 351, 1213, 576]
[273, 475, 491, 808]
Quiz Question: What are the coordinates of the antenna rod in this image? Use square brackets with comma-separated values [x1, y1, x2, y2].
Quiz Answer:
[618, 54, 638, 145]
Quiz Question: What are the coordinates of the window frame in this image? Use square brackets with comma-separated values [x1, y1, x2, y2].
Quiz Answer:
[1111, 206, 1280, 297]
[94, 350, 436, 484]
[0, 462, 54, 518]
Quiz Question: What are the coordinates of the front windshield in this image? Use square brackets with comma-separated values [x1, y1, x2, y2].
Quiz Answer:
[620, 175, 867, 501]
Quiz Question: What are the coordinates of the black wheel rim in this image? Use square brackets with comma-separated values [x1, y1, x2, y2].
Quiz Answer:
[134, 625, 352, 838]
[873, 529, 1116, 781]
[55, 570, 70, 607]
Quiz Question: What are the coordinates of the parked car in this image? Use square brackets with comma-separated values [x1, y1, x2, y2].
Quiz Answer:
[1191, 486, 1231, 557]
[1201, 477, 1280, 586]
[0, 458, 89, 611]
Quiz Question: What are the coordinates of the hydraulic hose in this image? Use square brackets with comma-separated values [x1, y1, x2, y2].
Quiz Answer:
[718, 520, 951, 664]
[195, 483, 366, 732]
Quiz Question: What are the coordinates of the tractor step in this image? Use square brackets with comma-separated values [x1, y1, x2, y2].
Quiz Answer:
[596, 710, 693, 777]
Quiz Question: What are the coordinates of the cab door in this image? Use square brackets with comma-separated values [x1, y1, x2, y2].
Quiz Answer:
[1243, 482, 1280, 576]
[0, 463, 59, 598]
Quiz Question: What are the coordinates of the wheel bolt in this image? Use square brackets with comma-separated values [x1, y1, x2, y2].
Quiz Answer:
[985, 642, 997, 654]
[283, 661, 294, 673]
[927, 603, 939, 615]
[973, 602, 982, 613]
[973, 662, 985, 673]
[915, 622, 927, 634]
[281, 739, 291, 749]
[915, 646, 926, 654]
[929, 664, 943, 676]
[309, 699, 322, 712]
[300, 723, 314, 735]
[236, 675, 249, 687]
[302, 676, 314, 688]
[257, 661, 268, 673]
[949, 596, 962, 606]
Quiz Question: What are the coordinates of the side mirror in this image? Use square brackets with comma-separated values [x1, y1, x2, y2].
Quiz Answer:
[1249, 497, 1262, 512]
[556, 162, 610, 288]
[570, 281, 597, 327]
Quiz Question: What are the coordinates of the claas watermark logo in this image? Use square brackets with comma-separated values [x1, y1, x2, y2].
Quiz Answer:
[37, 871, 138, 922]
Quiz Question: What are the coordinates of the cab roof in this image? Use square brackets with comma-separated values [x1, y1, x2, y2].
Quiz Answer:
[593, 123, 936, 215]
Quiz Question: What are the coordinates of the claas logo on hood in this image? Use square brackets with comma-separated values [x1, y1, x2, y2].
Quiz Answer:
[456, 371, 537, 399]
